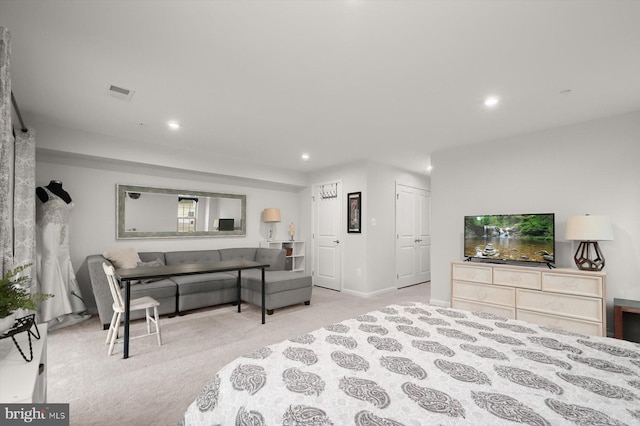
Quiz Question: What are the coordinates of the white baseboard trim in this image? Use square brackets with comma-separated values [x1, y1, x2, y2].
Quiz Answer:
[342, 286, 397, 298]
[429, 298, 450, 308]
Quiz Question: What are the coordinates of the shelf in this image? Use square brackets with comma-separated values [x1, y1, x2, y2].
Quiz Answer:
[260, 241, 305, 272]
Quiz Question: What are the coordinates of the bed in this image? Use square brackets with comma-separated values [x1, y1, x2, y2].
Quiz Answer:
[181, 302, 640, 425]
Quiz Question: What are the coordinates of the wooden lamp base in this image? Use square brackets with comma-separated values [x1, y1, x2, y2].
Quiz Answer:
[574, 241, 605, 271]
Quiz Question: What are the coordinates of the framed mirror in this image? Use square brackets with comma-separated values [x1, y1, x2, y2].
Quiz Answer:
[117, 184, 246, 239]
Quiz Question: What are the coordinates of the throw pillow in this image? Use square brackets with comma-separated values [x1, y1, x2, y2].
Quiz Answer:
[102, 247, 141, 269]
[137, 259, 165, 284]
[137, 259, 164, 268]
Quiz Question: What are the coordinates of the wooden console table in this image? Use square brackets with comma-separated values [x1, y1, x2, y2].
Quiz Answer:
[116, 260, 269, 359]
[614, 298, 640, 340]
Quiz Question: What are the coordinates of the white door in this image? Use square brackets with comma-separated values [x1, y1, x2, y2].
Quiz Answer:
[416, 189, 431, 283]
[312, 181, 342, 291]
[396, 184, 431, 288]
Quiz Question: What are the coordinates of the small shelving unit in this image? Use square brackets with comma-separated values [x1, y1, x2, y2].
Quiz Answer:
[260, 241, 305, 272]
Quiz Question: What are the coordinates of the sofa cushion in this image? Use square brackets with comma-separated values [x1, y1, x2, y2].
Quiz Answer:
[172, 272, 238, 294]
[128, 278, 177, 300]
[219, 248, 257, 262]
[255, 248, 286, 271]
[240, 270, 312, 294]
[138, 259, 164, 268]
[138, 252, 166, 264]
[136, 258, 165, 284]
[165, 250, 221, 265]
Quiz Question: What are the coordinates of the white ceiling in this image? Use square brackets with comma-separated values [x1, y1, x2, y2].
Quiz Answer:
[2, 0, 640, 175]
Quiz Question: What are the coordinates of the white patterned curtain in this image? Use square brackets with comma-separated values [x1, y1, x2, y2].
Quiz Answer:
[14, 129, 36, 281]
[0, 27, 12, 278]
[0, 26, 37, 281]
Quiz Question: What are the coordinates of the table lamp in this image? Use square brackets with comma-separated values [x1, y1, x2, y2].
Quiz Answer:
[263, 208, 281, 241]
[565, 214, 613, 271]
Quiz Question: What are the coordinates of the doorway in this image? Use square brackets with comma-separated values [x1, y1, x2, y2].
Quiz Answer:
[312, 181, 342, 291]
[396, 183, 431, 288]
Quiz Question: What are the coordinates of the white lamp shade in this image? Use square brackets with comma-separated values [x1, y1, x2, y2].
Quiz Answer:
[565, 215, 613, 241]
[263, 208, 281, 223]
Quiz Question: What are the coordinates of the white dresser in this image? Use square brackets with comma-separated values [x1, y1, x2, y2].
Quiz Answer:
[451, 261, 606, 336]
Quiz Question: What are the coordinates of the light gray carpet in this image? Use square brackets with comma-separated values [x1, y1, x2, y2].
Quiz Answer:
[47, 283, 430, 425]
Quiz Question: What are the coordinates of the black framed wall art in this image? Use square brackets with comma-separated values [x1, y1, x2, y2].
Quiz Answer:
[347, 192, 361, 233]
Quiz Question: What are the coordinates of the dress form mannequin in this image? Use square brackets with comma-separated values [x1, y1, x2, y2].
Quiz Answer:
[36, 180, 72, 204]
[35, 180, 88, 328]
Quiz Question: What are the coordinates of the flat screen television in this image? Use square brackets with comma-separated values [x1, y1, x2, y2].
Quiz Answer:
[464, 213, 555, 265]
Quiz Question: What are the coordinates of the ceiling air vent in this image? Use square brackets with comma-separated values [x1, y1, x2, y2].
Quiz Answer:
[106, 83, 136, 101]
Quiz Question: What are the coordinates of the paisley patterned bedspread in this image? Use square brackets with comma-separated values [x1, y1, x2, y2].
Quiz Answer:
[181, 302, 640, 425]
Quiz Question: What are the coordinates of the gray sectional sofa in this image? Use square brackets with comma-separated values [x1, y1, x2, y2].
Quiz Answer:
[86, 248, 312, 329]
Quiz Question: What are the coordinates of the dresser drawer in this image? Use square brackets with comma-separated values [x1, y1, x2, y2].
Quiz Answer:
[517, 309, 604, 337]
[516, 289, 602, 323]
[494, 268, 541, 290]
[452, 264, 492, 284]
[542, 272, 603, 297]
[452, 298, 516, 319]
[452, 281, 515, 307]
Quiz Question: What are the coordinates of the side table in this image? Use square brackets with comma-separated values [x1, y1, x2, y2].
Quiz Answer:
[613, 298, 640, 340]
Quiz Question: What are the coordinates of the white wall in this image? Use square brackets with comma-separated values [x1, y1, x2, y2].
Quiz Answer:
[297, 185, 312, 275]
[309, 160, 429, 296]
[36, 155, 303, 272]
[367, 162, 430, 295]
[431, 110, 640, 333]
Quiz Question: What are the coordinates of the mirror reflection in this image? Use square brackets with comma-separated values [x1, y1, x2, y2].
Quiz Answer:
[117, 184, 246, 239]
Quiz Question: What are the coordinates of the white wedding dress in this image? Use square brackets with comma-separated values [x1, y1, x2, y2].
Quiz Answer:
[36, 187, 87, 325]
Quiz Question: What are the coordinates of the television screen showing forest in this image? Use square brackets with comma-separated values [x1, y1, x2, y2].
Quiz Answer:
[464, 214, 555, 264]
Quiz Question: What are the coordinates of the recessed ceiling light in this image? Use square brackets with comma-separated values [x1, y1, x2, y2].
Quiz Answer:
[167, 121, 180, 130]
[301, 153, 310, 161]
[484, 96, 499, 107]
